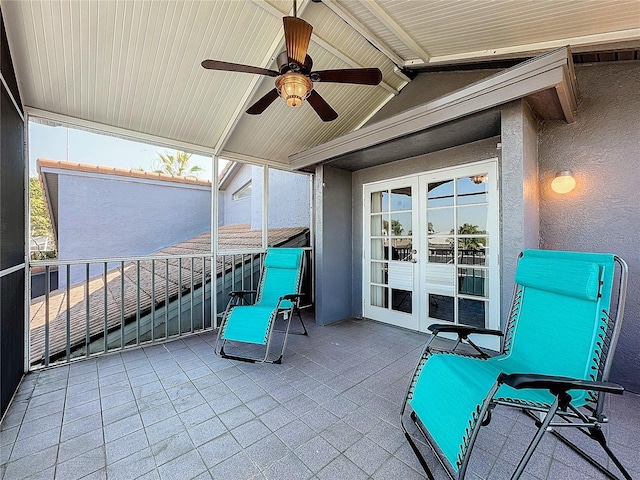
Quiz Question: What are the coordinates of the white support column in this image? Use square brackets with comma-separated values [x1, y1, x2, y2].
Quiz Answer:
[211, 155, 219, 328]
[262, 165, 269, 250]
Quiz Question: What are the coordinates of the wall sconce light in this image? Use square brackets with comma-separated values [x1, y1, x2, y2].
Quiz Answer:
[470, 174, 488, 185]
[551, 170, 576, 194]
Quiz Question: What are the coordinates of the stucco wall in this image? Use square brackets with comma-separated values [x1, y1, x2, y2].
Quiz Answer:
[538, 62, 640, 391]
[267, 168, 311, 230]
[351, 137, 501, 317]
[57, 173, 211, 286]
[315, 165, 353, 325]
[499, 100, 540, 324]
[220, 165, 252, 227]
[221, 166, 310, 231]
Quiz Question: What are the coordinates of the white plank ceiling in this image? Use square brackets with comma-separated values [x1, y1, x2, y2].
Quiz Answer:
[3, 0, 639, 168]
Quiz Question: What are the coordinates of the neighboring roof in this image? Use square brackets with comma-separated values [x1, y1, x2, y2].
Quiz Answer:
[29, 225, 309, 365]
[6, 1, 638, 167]
[38, 158, 212, 187]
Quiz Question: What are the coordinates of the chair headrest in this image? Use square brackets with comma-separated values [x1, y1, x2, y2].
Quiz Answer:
[515, 256, 601, 301]
[264, 249, 302, 269]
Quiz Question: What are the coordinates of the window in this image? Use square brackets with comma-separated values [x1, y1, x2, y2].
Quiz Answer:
[232, 181, 251, 200]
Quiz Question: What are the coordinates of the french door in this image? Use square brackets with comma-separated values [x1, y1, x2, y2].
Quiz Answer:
[363, 160, 500, 350]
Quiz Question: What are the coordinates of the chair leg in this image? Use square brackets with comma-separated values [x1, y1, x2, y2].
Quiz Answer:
[522, 406, 632, 480]
[512, 396, 563, 479]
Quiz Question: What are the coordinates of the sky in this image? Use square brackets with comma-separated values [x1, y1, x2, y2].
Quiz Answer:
[28, 122, 219, 180]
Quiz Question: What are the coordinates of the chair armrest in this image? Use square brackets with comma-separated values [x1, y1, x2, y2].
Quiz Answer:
[499, 373, 624, 395]
[428, 324, 503, 338]
[281, 293, 304, 301]
[229, 290, 257, 298]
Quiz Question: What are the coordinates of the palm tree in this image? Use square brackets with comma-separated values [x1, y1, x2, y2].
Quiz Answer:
[153, 151, 203, 177]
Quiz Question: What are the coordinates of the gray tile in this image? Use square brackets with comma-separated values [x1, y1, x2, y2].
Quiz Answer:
[218, 404, 254, 430]
[263, 452, 314, 480]
[244, 433, 291, 470]
[105, 428, 150, 464]
[140, 402, 177, 428]
[231, 418, 271, 448]
[208, 392, 242, 415]
[9, 425, 61, 460]
[371, 456, 426, 480]
[150, 430, 195, 467]
[208, 451, 260, 480]
[197, 432, 242, 469]
[275, 419, 315, 450]
[61, 414, 103, 442]
[104, 413, 144, 443]
[3, 444, 59, 479]
[54, 446, 106, 480]
[258, 405, 295, 432]
[317, 455, 369, 480]
[101, 400, 138, 426]
[186, 416, 227, 447]
[344, 437, 391, 475]
[57, 428, 105, 464]
[157, 449, 207, 480]
[294, 435, 341, 472]
[17, 412, 63, 440]
[145, 415, 185, 446]
[319, 421, 364, 453]
[106, 446, 157, 480]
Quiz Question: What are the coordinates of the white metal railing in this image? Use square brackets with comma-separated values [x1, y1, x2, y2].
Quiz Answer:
[29, 252, 253, 368]
[28, 248, 312, 369]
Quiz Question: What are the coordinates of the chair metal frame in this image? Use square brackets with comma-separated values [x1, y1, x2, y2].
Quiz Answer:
[214, 248, 306, 364]
[401, 252, 631, 480]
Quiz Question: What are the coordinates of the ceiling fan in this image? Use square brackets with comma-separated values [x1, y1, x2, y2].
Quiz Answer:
[201, 0, 382, 122]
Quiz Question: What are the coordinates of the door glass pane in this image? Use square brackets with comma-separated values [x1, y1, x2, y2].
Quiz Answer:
[390, 212, 411, 236]
[370, 261, 387, 284]
[370, 214, 387, 236]
[371, 239, 386, 260]
[459, 298, 486, 328]
[390, 239, 412, 261]
[427, 179, 454, 207]
[391, 187, 412, 211]
[457, 175, 488, 205]
[428, 238, 454, 263]
[371, 286, 388, 308]
[392, 289, 412, 313]
[429, 294, 454, 322]
[457, 205, 488, 233]
[370, 191, 384, 213]
[458, 244, 488, 266]
[458, 267, 488, 297]
[426, 207, 453, 234]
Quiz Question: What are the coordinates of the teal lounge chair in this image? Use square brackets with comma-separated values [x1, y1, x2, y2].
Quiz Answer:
[215, 248, 305, 364]
[401, 249, 630, 479]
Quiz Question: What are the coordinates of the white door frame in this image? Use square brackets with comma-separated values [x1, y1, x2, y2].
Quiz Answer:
[362, 159, 500, 350]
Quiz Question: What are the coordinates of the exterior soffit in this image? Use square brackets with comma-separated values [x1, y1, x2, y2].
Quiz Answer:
[289, 47, 578, 171]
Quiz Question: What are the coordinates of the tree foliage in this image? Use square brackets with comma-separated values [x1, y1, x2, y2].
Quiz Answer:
[152, 151, 203, 177]
[29, 177, 53, 238]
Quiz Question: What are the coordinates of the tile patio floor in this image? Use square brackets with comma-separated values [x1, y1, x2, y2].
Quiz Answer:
[0, 314, 638, 479]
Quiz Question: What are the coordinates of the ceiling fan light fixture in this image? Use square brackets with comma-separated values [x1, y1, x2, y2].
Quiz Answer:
[276, 72, 313, 108]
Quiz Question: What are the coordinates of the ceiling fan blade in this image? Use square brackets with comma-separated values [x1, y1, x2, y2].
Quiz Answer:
[201, 60, 279, 77]
[246, 88, 280, 115]
[311, 68, 382, 85]
[283, 16, 313, 66]
[307, 90, 338, 122]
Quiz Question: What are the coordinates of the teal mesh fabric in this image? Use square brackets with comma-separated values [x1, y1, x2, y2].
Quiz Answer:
[221, 248, 303, 345]
[515, 256, 600, 301]
[408, 250, 616, 473]
[220, 306, 277, 345]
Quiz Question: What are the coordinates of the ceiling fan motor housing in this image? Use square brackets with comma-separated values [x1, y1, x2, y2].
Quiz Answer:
[277, 51, 313, 74]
